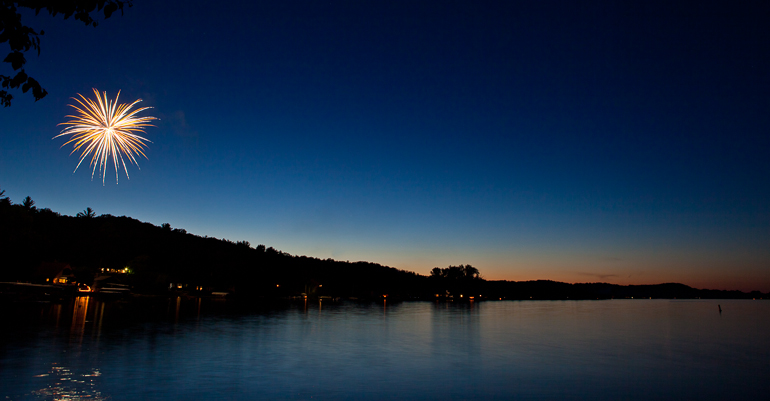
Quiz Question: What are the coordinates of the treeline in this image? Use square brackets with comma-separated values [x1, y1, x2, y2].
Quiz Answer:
[0, 193, 428, 299]
[480, 280, 767, 300]
[1, 191, 766, 300]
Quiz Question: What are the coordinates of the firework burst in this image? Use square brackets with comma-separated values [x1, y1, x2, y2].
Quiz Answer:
[55, 88, 156, 184]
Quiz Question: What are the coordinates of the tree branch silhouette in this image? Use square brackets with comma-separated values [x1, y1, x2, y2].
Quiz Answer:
[1, 0, 132, 107]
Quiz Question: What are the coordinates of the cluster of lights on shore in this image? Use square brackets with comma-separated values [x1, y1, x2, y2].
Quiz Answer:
[55, 88, 156, 184]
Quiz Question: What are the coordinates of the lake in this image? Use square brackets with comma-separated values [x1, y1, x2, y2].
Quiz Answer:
[2, 297, 769, 400]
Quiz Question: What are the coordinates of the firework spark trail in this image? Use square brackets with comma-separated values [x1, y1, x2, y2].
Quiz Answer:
[54, 88, 156, 184]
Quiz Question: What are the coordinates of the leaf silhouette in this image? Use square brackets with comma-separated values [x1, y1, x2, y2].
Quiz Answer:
[3, 51, 26, 70]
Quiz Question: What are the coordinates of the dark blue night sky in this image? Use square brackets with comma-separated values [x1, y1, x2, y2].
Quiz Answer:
[2, 1, 769, 290]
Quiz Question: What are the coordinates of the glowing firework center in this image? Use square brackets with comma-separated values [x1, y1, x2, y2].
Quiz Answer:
[55, 88, 157, 184]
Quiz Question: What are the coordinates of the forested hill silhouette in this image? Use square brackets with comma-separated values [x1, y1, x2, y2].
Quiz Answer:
[1, 195, 766, 300]
[1, 197, 426, 299]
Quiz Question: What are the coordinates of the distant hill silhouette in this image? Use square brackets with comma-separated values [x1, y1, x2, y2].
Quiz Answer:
[1, 197, 766, 300]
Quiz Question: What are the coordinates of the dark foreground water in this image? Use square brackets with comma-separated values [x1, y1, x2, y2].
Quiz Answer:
[1, 297, 769, 400]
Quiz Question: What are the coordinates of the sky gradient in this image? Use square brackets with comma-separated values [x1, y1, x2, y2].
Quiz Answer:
[2, 1, 769, 291]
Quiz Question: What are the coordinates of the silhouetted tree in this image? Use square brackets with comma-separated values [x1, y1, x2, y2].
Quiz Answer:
[430, 265, 480, 280]
[429, 264, 482, 296]
[37, 207, 58, 217]
[462, 264, 480, 280]
[161, 222, 171, 231]
[1, 0, 132, 106]
[76, 207, 95, 218]
[0, 186, 8, 206]
[21, 195, 35, 210]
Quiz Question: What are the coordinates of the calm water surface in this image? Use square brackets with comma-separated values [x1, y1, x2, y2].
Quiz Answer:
[2, 298, 768, 400]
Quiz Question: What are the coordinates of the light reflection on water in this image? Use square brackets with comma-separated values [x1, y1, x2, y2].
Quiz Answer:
[26, 365, 105, 401]
[1, 298, 769, 400]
